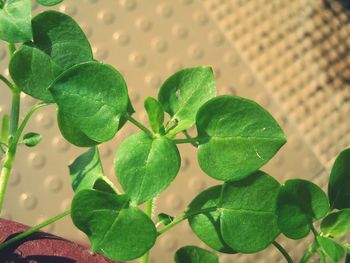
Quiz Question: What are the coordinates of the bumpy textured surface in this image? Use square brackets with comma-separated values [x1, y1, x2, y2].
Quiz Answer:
[0, 0, 349, 262]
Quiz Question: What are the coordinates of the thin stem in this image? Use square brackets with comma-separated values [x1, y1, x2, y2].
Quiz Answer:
[273, 241, 293, 263]
[310, 225, 318, 238]
[299, 241, 317, 263]
[173, 137, 199, 145]
[9, 91, 20, 136]
[0, 210, 71, 250]
[182, 130, 198, 148]
[126, 115, 153, 137]
[8, 43, 15, 57]
[317, 250, 326, 263]
[140, 200, 154, 263]
[0, 74, 14, 91]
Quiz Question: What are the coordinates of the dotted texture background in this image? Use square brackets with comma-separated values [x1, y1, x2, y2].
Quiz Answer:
[0, 0, 349, 262]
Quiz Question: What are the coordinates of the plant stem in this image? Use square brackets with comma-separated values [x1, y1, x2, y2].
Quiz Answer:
[0, 74, 14, 91]
[140, 199, 154, 263]
[126, 115, 153, 138]
[0, 210, 71, 250]
[173, 137, 199, 145]
[8, 43, 15, 56]
[273, 241, 293, 263]
[182, 130, 198, 148]
[299, 241, 317, 263]
[9, 91, 20, 135]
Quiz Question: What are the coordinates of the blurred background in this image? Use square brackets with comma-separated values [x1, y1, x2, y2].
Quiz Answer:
[0, 0, 350, 262]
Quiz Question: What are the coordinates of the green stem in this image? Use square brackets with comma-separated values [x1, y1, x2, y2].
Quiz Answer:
[299, 241, 317, 263]
[182, 130, 199, 148]
[273, 241, 293, 263]
[126, 115, 153, 138]
[173, 137, 199, 145]
[0, 210, 71, 250]
[140, 200, 154, 263]
[8, 43, 15, 57]
[157, 207, 217, 236]
[0, 75, 14, 91]
[9, 91, 20, 136]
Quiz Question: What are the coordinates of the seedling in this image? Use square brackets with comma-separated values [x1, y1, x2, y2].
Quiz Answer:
[1, 1, 350, 263]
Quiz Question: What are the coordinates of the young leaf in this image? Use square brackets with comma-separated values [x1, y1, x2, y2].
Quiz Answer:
[32, 11, 93, 69]
[22, 132, 42, 147]
[50, 61, 129, 143]
[158, 66, 216, 132]
[69, 147, 105, 193]
[0, 0, 32, 43]
[276, 179, 330, 239]
[71, 189, 157, 261]
[36, 0, 64, 6]
[1, 114, 9, 143]
[196, 95, 286, 181]
[317, 236, 345, 262]
[219, 171, 280, 253]
[157, 213, 174, 226]
[57, 110, 99, 147]
[321, 209, 350, 238]
[9, 45, 62, 102]
[144, 96, 164, 134]
[328, 148, 350, 209]
[92, 178, 117, 194]
[174, 246, 219, 263]
[115, 132, 180, 204]
[187, 185, 236, 254]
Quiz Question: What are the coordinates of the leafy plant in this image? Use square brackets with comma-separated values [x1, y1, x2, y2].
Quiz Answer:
[0, 1, 350, 263]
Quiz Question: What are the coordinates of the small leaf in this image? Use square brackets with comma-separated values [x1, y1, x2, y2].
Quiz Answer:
[321, 209, 350, 238]
[50, 61, 129, 143]
[115, 132, 180, 204]
[69, 147, 105, 192]
[36, 0, 64, 6]
[93, 178, 117, 194]
[144, 96, 164, 134]
[157, 213, 174, 226]
[1, 114, 9, 143]
[158, 66, 216, 132]
[174, 246, 219, 263]
[0, 0, 32, 43]
[71, 189, 157, 261]
[276, 179, 330, 239]
[196, 95, 286, 181]
[32, 11, 92, 69]
[187, 185, 236, 253]
[219, 171, 280, 253]
[22, 132, 42, 147]
[317, 236, 345, 262]
[9, 45, 62, 102]
[328, 148, 350, 209]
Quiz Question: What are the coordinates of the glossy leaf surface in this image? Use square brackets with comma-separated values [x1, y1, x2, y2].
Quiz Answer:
[144, 96, 164, 134]
[317, 236, 345, 262]
[174, 246, 219, 263]
[321, 209, 350, 238]
[71, 190, 157, 261]
[36, 0, 64, 6]
[115, 132, 180, 204]
[196, 96, 285, 181]
[276, 179, 330, 239]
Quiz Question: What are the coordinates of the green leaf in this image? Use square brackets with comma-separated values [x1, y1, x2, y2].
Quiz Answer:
[158, 66, 216, 132]
[196, 95, 286, 181]
[50, 61, 129, 143]
[321, 209, 350, 238]
[219, 171, 280, 253]
[57, 110, 98, 147]
[317, 236, 345, 262]
[71, 189, 157, 261]
[115, 132, 180, 204]
[174, 246, 219, 263]
[9, 45, 63, 102]
[36, 0, 64, 6]
[157, 213, 174, 226]
[1, 114, 9, 143]
[144, 96, 164, 134]
[32, 11, 92, 69]
[69, 147, 105, 193]
[0, 0, 32, 43]
[92, 177, 117, 194]
[276, 179, 330, 239]
[187, 185, 236, 254]
[22, 132, 42, 147]
[329, 148, 350, 209]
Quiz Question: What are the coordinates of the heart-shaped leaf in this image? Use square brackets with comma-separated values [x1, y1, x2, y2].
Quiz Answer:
[196, 95, 286, 181]
[144, 96, 164, 134]
[187, 185, 235, 253]
[36, 0, 63, 6]
[174, 246, 219, 263]
[158, 66, 216, 133]
[9, 45, 62, 102]
[71, 189, 157, 261]
[115, 132, 180, 204]
[32, 11, 92, 69]
[321, 209, 350, 238]
[219, 171, 280, 253]
[276, 179, 330, 239]
[0, 0, 32, 43]
[22, 132, 41, 147]
[50, 61, 129, 143]
[317, 236, 345, 262]
[328, 148, 350, 209]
